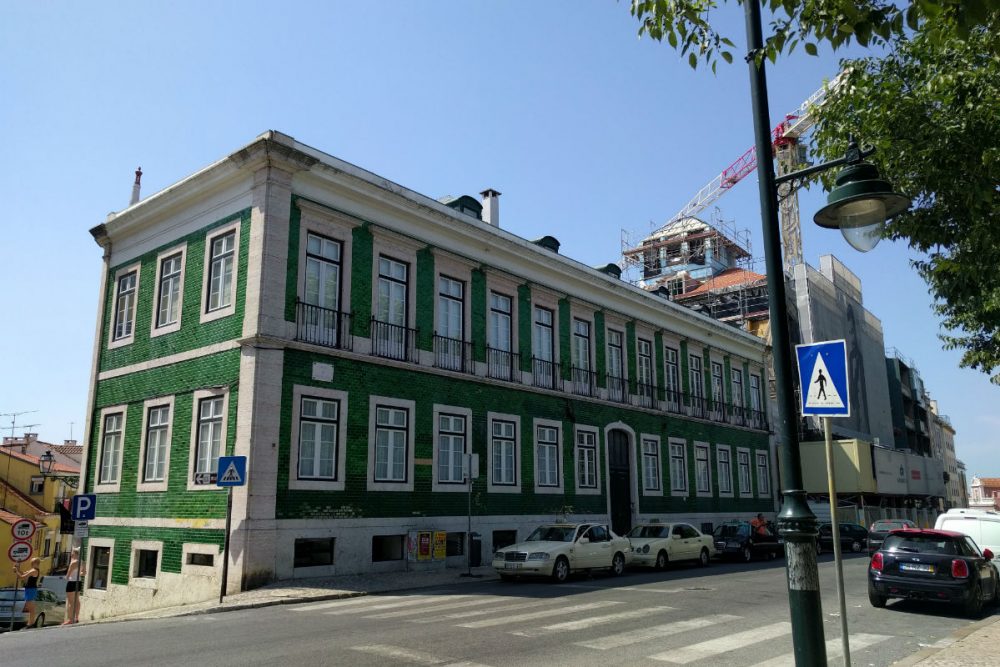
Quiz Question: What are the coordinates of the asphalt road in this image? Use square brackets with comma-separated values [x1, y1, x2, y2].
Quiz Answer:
[2, 553, 994, 666]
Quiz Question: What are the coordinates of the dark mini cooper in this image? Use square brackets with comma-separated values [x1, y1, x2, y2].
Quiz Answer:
[868, 528, 999, 617]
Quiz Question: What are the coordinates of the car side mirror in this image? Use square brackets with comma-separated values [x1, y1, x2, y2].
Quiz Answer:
[984, 548, 994, 561]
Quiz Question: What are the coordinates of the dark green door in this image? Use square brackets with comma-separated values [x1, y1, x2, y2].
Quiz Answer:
[608, 429, 632, 537]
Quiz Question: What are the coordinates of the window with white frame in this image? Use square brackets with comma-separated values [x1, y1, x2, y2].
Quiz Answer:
[490, 417, 517, 489]
[669, 440, 687, 494]
[98, 410, 124, 485]
[436, 276, 465, 370]
[576, 429, 598, 490]
[298, 396, 340, 480]
[717, 446, 733, 496]
[756, 451, 771, 495]
[571, 318, 592, 393]
[737, 449, 752, 495]
[535, 424, 560, 489]
[302, 233, 342, 343]
[437, 413, 466, 484]
[689, 354, 705, 413]
[665, 346, 680, 406]
[637, 339, 653, 402]
[642, 438, 661, 492]
[695, 443, 711, 495]
[731, 368, 745, 412]
[374, 256, 409, 359]
[206, 230, 236, 312]
[155, 252, 183, 329]
[194, 396, 225, 481]
[607, 329, 625, 400]
[112, 269, 138, 342]
[750, 374, 763, 423]
[532, 306, 556, 388]
[142, 404, 170, 483]
[487, 292, 514, 379]
[374, 405, 408, 483]
[711, 362, 724, 415]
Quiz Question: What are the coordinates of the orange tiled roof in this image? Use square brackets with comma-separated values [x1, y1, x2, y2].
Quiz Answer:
[0, 445, 79, 475]
[0, 509, 44, 527]
[675, 268, 767, 299]
[977, 478, 1000, 488]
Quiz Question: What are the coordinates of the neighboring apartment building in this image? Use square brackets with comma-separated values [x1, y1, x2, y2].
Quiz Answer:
[885, 350, 933, 457]
[80, 131, 774, 619]
[970, 477, 1000, 510]
[0, 435, 79, 587]
[928, 400, 961, 509]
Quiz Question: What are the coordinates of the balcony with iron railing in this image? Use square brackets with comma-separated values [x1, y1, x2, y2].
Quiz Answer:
[486, 347, 521, 383]
[531, 357, 562, 391]
[664, 388, 683, 415]
[433, 334, 473, 374]
[370, 318, 418, 363]
[606, 374, 628, 404]
[570, 367, 598, 397]
[687, 394, 707, 419]
[295, 300, 353, 350]
[631, 382, 656, 409]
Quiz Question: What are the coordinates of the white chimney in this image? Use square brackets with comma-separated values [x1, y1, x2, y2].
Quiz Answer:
[480, 188, 501, 227]
[130, 167, 142, 206]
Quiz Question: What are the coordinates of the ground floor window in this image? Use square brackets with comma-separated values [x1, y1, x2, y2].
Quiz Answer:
[372, 534, 405, 562]
[187, 552, 214, 567]
[90, 546, 111, 590]
[294, 537, 335, 568]
[446, 532, 466, 557]
[135, 549, 159, 578]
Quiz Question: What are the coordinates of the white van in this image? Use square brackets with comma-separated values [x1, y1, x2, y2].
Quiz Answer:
[934, 508, 1000, 555]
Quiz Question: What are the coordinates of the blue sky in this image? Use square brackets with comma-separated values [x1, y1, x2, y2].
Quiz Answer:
[1, 1, 995, 481]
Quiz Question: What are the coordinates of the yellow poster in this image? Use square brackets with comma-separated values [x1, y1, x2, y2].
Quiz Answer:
[433, 531, 447, 560]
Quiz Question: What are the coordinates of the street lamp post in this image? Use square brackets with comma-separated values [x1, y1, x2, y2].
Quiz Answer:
[744, 3, 911, 664]
[38, 449, 79, 488]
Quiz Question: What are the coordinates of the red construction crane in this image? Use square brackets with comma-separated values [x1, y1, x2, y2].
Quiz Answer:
[624, 72, 845, 274]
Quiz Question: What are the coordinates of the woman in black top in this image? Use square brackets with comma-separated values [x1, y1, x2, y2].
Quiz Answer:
[13, 557, 41, 628]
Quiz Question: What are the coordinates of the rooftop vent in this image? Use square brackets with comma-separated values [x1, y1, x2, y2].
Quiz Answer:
[532, 236, 560, 253]
[438, 195, 483, 220]
[596, 263, 622, 279]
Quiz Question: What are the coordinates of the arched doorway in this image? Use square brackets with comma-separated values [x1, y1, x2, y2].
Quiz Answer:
[607, 429, 633, 536]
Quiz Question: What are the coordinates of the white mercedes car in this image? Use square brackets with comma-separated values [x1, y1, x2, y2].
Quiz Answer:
[627, 522, 715, 569]
[492, 523, 632, 583]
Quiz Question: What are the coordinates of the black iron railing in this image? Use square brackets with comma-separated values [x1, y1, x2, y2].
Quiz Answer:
[531, 357, 562, 390]
[433, 334, 473, 373]
[606, 374, 628, 403]
[370, 318, 418, 362]
[632, 382, 656, 408]
[688, 394, 706, 418]
[570, 367, 597, 397]
[486, 347, 520, 382]
[295, 301, 353, 350]
[664, 388, 683, 414]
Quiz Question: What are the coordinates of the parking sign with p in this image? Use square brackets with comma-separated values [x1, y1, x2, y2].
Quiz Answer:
[71, 494, 97, 521]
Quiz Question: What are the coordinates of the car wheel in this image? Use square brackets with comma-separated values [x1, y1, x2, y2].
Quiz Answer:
[868, 588, 887, 608]
[851, 540, 863, 553]
[32, 614, 45, 629]
[498, 573, 516, 582]
[551, 556, 570, 583]
[611, 552, 626, 577]
[742, 546, 752, 563]
[699, 548, 710, 567]
[964, 582, 984, 618]
[655, 550, 668, 570]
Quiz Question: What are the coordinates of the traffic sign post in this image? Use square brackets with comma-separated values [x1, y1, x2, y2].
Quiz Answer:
[796, 339, 852, 667]
[216, 456, 247, 604]
[11, 519, 36, 542]
[8, 541, 32, 563]
[71, 494, 97, 521]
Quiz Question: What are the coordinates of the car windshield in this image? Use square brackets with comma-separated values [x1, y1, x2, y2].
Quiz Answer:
[714, 524, 749, 538]
[883, 534, 958, 555]
[628, 525, 669, 538]
[526, 525, 576, 542]
[0, 589, 26, 601]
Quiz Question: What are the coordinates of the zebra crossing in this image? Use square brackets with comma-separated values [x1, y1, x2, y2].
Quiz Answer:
[290, 590, 894, 666]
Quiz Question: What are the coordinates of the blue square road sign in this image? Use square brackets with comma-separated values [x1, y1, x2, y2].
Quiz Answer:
[71, 494, 97, 521]
[795, 340, 850, 418]
[217, 456, 247, 487]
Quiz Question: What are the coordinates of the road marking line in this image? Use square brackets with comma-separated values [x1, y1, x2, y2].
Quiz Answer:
[575, 614, 741, 650]
[749, 632, 893, 667]
[321, 594, 467, 615]
[619, 586, 716, 593]
[512, 606, 676, 637]
[411, 599, 557, 623]
[349, 645, 493, 666]
[457, 601, 622, 628]
[366, 597, 497, 619]
[649, 621, 791, 663]
[288, 595, 405, 612]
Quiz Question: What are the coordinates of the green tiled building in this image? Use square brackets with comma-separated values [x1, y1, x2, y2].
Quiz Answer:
[80, 132, 774, 618]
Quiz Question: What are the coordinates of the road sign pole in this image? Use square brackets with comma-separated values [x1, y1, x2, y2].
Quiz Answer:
[219, 486, 233, 605]
[824, 416, 852, 667]
[8, 575, 18, 632]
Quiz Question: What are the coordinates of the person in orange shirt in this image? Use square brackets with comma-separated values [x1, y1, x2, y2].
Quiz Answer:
[750, 513, 769, 536]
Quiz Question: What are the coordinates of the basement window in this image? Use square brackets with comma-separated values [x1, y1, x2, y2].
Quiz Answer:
[294, 537, 335, 568]
[187, 552, 215, 567]
[371, 535, 405, 562]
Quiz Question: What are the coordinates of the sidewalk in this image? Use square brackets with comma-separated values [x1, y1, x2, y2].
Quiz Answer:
[98, 566, 999, 666]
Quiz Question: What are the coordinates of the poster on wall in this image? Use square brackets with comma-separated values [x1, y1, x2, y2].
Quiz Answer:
[873, 446, 908, 495]
[433, 531, 447, 560]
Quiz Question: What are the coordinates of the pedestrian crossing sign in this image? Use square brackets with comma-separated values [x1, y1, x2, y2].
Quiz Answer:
[795, 339, 850, 417]
[216, 456, 247, 487]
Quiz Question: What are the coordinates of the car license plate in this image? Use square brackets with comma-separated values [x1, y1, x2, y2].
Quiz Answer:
[504, 562, 522, 570]
[900, 563, 935, 573]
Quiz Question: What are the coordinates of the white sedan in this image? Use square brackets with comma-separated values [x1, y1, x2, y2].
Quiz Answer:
[627, 522, 715, 569]
[492, 523, 632, 583]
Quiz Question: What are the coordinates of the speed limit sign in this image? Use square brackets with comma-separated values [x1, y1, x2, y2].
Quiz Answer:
[8, 541, 32, 563]
[11, 519, 35, 541]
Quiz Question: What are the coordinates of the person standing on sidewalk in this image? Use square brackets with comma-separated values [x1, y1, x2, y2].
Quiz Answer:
[13, 557, 42, 628]
[62, 548, 81, 625]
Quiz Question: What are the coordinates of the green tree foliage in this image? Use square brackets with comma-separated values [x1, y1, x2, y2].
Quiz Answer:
[630, 1, 1000, 382]
[811, 20, 1000, 382]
